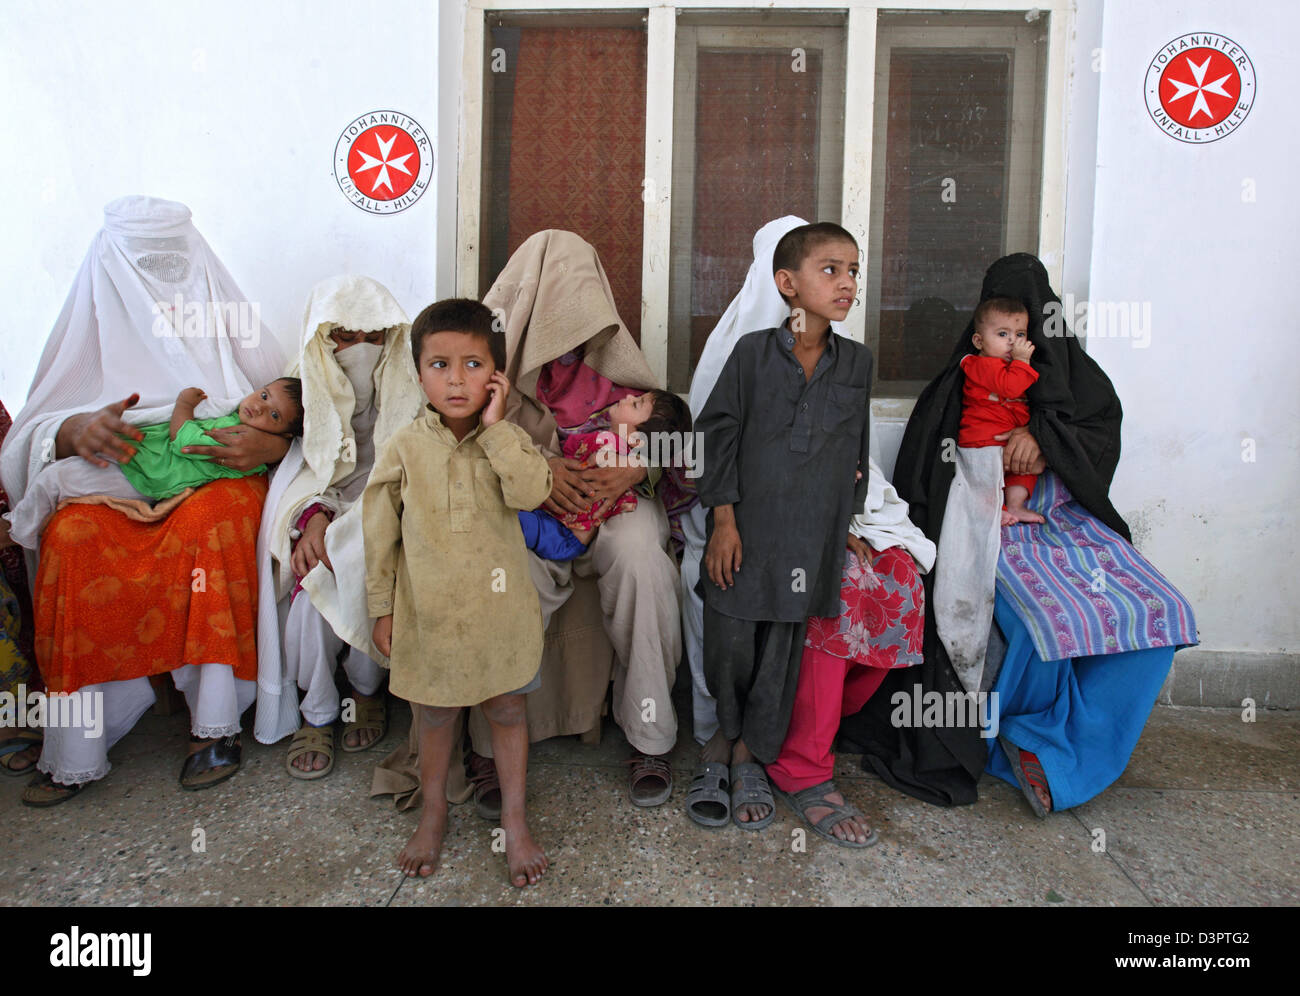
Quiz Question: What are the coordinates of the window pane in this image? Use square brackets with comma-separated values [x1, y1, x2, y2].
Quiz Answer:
[484, 23, 646, 339]
[669, 21, 845, 392]
[868, 13, 1047, 394]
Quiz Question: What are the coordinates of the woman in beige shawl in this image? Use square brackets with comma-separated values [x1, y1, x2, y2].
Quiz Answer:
[254, 276, 424, 779]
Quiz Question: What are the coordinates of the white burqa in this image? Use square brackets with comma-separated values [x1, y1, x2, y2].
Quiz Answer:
[0, 195, 287, 783]
[253, 275, 423, 745]
[681, 216, 937, 744]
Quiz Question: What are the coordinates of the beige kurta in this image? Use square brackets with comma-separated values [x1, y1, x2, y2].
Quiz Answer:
[363, 411, 552, 707]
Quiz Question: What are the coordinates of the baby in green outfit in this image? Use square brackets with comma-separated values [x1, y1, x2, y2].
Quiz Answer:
[4, 379, 303, 550]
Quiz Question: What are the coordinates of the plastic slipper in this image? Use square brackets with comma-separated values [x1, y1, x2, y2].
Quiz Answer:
[341, 693, 386, 753]
[729, 761, 776, 831]
[1000, 736, 1051, 818]
[773, 779, 878, 848]
[286, 725, 333, 781]
[21, 771, 85, 808]
[685, 760, 730, 828]
[181, 734, 242, 790]
[626, 753, 673, 807]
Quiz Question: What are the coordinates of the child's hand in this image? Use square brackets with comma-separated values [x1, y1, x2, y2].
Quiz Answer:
[177, 387, 207, 407]
[847, 534, 881, 588]
[481, 371, 510, 427]
[1011, 339, 1035, 364]
[705, 522, 743, 589]
[372, 615, 393, 657]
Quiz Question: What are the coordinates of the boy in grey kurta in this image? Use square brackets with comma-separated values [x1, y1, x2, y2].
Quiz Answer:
[365, 299, 552, 888]
[694, 223, 872, 830]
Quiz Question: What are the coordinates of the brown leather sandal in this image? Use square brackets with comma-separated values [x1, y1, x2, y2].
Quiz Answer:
[626, 753, 673, 807]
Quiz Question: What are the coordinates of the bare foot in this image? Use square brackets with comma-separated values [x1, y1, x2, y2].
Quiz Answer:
[0, 744, 40, 775]
[0, 517, 14, 550]
[1002, 505, 1045, 526]
[802, 784, 873, 844]
[731, 740, 771, 825]
[503, 820, 547, 887]
[397, 799, 447, 877]
[700, 729, 730, 765]
[342, 691, 383, 750]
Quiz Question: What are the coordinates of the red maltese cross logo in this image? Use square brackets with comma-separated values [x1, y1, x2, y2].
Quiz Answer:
[1145, 34, 1255, 144]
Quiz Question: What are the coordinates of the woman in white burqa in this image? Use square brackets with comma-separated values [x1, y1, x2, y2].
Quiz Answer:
[254, 276, 423, 779]
[0, 196, 289, 803]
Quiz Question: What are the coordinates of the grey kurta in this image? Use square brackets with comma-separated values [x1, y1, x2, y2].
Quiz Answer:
[696, 326, 872, 621]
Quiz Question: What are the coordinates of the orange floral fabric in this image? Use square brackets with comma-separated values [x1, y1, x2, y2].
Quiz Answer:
[34, 476, 267, 694]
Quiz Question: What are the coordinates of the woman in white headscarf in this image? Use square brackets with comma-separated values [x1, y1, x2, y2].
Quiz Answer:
[254, 276, 423, 780]
[682, 216, 935, 843]
[0, 196, 289, 804]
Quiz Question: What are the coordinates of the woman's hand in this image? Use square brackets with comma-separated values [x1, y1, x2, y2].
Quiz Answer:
[182, 423, 291, 471]
[994, 426, 1047, 476]
[543, 457, 593, 517]
[55, 393, 145, 467]
[291, 511, 333, 577]
[705, 506, 743, 589]
[481, 371, 510, 428]
[372, 615, 393, 657]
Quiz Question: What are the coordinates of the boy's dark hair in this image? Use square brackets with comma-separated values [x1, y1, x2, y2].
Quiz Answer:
[276, 376, 305, 437]
[772, 222, 859, 301]
[973, 296, 1028, 330]
[409, 298, 505, 371]
[632, 389, 692, 442]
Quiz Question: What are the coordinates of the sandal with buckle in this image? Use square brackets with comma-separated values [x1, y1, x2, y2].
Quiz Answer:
[286, 725, 334, 781]
[773, 779, 878, 848]
[341, 692, 387, 753]
[626, 753, 673, 807]
[21, 770, 85, 808]
[685, 760, 730, 827]
[467, 751, 501, 821]
[729, 761, 776, 831]
[181, 734, 242, 791]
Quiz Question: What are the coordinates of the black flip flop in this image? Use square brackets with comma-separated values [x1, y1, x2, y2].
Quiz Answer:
[180, 734, 242, 791]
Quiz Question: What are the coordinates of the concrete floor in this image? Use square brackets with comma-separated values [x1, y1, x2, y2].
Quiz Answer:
[2, 697, 1296, 906]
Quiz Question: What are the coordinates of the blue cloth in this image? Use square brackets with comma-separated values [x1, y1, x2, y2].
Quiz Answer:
[996, 472, 1197, 662]
[985, 593, 1174, 810]
[517, 510, 588, 561]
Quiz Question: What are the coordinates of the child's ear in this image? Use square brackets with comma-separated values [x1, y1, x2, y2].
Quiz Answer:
[971, 332, 982, 351]
[773, 268, 797, 300]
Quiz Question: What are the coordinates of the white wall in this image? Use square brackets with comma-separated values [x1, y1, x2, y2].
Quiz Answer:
[1088, 1, 1299, 654]
[0, 0, 442, 404]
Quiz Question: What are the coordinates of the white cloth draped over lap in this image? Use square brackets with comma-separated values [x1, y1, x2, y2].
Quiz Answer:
[0, 196, 285, 508]
[932, 446, 1004, 694]
[254, 275, 423, 745]
[681, 215, 936, 744]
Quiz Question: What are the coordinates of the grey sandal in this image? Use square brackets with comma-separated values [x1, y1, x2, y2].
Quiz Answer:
[774, 779, 878, 848]
[729, 761, 776, 831]
[685, 761, 730, 827]
[1000, 737, 1051, 819]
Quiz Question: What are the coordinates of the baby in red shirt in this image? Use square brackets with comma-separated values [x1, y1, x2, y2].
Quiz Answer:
[957, 297, 1045, 526]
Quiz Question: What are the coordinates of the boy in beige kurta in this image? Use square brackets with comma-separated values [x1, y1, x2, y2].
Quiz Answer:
[365, 298, 552, 887]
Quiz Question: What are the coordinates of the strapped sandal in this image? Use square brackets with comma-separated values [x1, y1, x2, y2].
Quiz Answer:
[773, 779, 878, 848]
[626, 753, 673, 808]
[0, 730, 43, 777]
[1000, 736, 1052, 818]
[21, 770, 85, 808]
[341, 692, 387, 753]
[285, 725, 334, 781]
[729, 761, 776, 831]
[181, 734, 242, 791]
[467, 751, 501, 821]
[685, 760, 730, 828]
